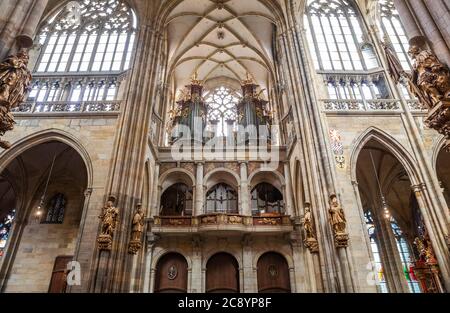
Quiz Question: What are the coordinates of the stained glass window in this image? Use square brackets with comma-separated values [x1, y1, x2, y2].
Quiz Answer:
[0, 209, 16, 257]
[42, 193, 67, 224]
[305, 0, 379, 71]
[379, 0, 411, 70]
[35, 0, 137, 73]
[391, 220, 422, 293]
[364, 211, 388, 293]
[205, 87, 239, 137]
[206, 183, 238, 214]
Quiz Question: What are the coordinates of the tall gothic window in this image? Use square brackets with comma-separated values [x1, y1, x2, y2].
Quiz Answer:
[379, 0, 411, 70]
[305, 0, 379, 71]
[205, 87, 239, 137]
[364, 211, 388, 293]
[35, 0, 136, 74]
[391, 220, 422, 293]
[0, 209, 16, 257]
[206, 183, 238, 214]
[42, 193, 67, 224]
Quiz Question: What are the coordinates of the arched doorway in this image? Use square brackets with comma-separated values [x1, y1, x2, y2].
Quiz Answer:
[0, 140, 88, 292]
[257, 252, 291, 293]
[356, 139, 443, 293]
[206, 253, 239, 293]
[154, 253, 188, 293]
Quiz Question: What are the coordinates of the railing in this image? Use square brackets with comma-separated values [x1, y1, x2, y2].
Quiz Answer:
[323, 99, 401, 111]
[152, 214, 293, 230]
[407, 99, 428, 112]
[12, 100, 122, 114]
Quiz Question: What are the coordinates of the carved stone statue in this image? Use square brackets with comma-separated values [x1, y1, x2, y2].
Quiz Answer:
[128, 203, 145, 255]
[408, 44, 450, 109]
[302, 203, 318, 253]
[0, 49, 32, 149]
[97, 196, 119, 251]
[329, 194, 349, 248]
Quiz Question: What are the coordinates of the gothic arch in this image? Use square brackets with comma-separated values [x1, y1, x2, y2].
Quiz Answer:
[431, 135, 446, 172]
[0, 129, 93, 189]
[350, 127, 420, 185]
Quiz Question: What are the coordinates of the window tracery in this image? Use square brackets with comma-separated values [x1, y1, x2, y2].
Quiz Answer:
[42, 193, 67, 224]
[205, 87, 239, 137]
[305, 0, 379, 72]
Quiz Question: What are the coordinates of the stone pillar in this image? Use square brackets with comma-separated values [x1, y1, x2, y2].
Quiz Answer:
[408, 0, 450, 65]
[190, 236, 202, 293]
[392, 0, 422, 40]
[240, 162, 250, 216]
[242, 235, 256, 292]
[290, 239, 306, 292]
[17, 0, 49, 48]
[150, 163, 160, 217]
[283, 162, 295, 216]
[142, 234, 158, 293]
[195, 162, 204, 216]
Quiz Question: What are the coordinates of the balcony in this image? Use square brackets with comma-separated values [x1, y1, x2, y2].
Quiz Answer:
[151, 213, 293, 235]
[12, 100, 122, 115]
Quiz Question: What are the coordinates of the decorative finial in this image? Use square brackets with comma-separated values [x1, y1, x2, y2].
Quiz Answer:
[190, 71, 203, 86]
[241, 72, 254, 86]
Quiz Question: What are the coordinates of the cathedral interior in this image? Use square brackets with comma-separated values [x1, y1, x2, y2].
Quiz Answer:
[0, 0, 450, 293]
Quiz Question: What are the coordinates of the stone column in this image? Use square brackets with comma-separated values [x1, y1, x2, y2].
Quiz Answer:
[242, 235, 256, 292]
[142, 234, 158, 293]
[283, 162, 295, 216]
[195, 162, 204, 216]
[17, 0, 49, 48]
[423, 0, 450, 49]
[190, 236, 202, 293]
[392, 0, 422, 40]
[150, 163, 160, 217]
[240, 162, 250, 216]
[408, 0, 450, 65]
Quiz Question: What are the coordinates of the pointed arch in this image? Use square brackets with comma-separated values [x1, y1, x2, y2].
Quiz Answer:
[0, 129, 93, 189]
[350, 127, 419, 185]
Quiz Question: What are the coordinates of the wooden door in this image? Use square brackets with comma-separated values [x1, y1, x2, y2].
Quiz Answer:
[155, 253, 188, 293]
[48, 256, 73, 293]
[257, 252, 291, 293]
[206, 253, 239, 293]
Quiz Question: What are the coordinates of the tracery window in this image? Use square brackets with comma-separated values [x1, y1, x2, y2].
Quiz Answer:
[206, 183, 238, 214]
[42, 193, 67, 224]
[160, 183, 193, 216]
[0, 209, 16, 257]
[205, 87, 239, 137]
[251, 183, 284, 216]
[364, 211, 388, 293]
[379, 0, 411, 70]
[305, 0, 379, 72]
[35, 0, 136, 74]
[391, 221, 422, 293]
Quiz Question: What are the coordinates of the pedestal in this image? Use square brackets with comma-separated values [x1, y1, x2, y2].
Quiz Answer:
[425, 99, 450, 151]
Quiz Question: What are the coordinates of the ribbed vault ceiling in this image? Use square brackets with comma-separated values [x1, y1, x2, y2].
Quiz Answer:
[166, 0, 276, 94]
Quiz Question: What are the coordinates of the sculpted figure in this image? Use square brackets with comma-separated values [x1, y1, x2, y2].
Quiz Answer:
[329, 194, 347, 234]
[99, 196, 119, 237]
[0, 49, 32, 149]
[303, 204, 315, 240]
[130, 204, 145, 241]
[408, 44, 450, 109]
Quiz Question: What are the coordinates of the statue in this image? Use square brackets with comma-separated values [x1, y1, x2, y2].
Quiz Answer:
[302, 203, 318, 253]
[128, 203, 145, 255]
[0, 49, 32, 149]
[97, 196, 119, 251]
[329, 194, 349, 248]
[408, 44, 450, 109]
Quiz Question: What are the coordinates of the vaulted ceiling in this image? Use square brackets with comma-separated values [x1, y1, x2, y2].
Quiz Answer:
[165, 0, 277, 95]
